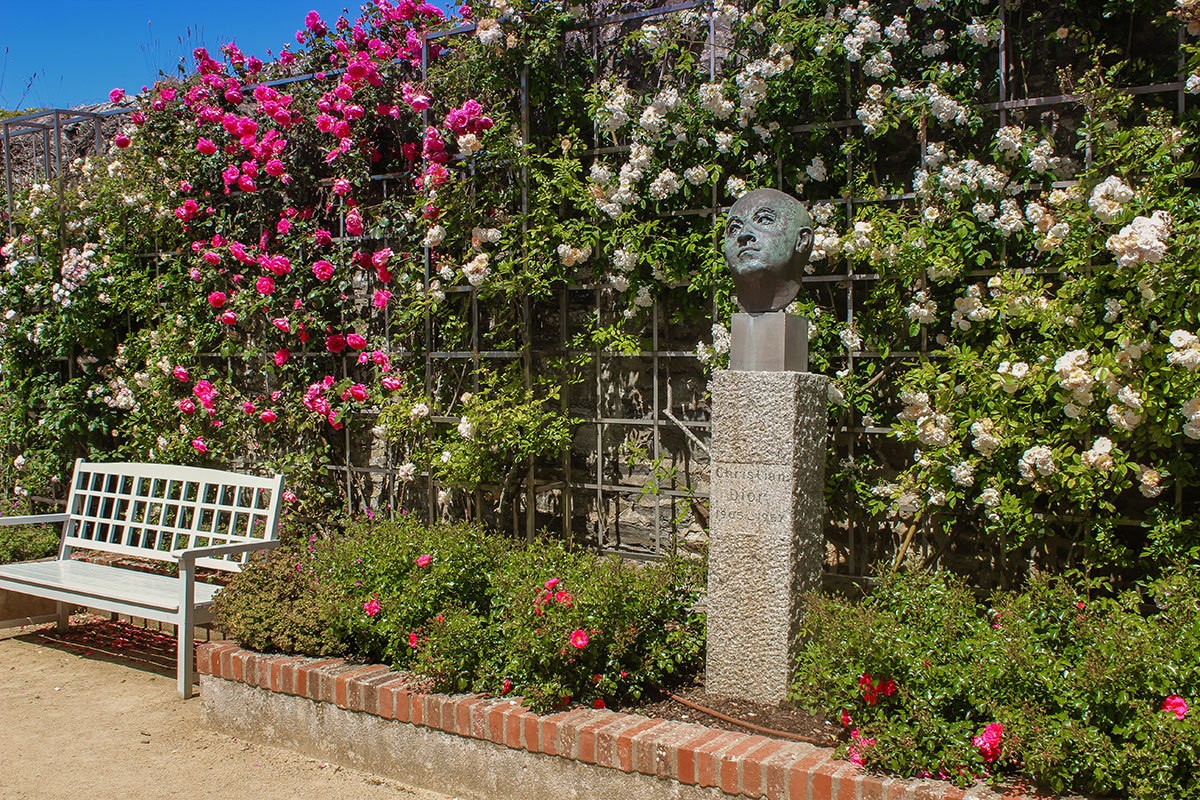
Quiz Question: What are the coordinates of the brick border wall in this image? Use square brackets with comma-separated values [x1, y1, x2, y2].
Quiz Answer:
[197, 643, 1036, 800]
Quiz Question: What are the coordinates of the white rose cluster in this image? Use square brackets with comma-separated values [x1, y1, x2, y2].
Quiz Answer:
[951, 285, 994, 330]
[970, 418, 1000, 457]
[1018, 445, 1058, 483]
[556, 243, 592, 267]
[1182, 396, 1200, 439]
[1168, 329, 1200, 370]
[1088, 176, 1134, 222]
[1054, 349, 1094, 406]
[1081, 437, 1114, 471]
[1106, 211, 1171, 268]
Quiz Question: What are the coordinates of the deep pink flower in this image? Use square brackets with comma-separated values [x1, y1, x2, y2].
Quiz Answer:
[196, 137, 217, 155]
[382, 376, 403, 391]
[326, 334, 346, 353]
[264, 158, 285, 177]
[255, 276, 275, 295]
[346, 333, 368, 350]
[172, 366, 190, 382]
[347, 383, 368, 402]
[219, 310, 237, 325]
[332, 178, 352, 196]
[1163, 695, 1189, 720]
[242, 401, 256, 415]
[544, 578, 560, 591]
[408, 632, 419, 648]
[191, 438, 208, 454]
[501, 678, 512, 694]
[312, 260, 335, 281]
[373, 289, 392, 308]
[260, 409, 277, 423]
[972, 722, 1004, 764]
[569, 629, 589, 649]
[282, 490, 298, 503]
[272, 317, 290, 332]
[345, 208, 363, 235]
[847, 729, 875, 766]
[363, 597, 381, 617]
[109, 87, 126, 103]
[274, 349, 290, 367]
[114, 134, 131, 149]
[554, 591, 572, 606]
[416, 554, 432, 568]
[178, 398, 196, 414]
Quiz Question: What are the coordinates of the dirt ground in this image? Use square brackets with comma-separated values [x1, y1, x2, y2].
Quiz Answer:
[0, 618, 455, 800]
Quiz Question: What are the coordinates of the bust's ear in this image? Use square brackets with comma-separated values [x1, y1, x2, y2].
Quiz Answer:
[795, 227, 814, 263]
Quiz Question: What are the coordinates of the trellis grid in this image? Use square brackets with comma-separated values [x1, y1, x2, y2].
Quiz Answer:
[2, 2, 1192, 576]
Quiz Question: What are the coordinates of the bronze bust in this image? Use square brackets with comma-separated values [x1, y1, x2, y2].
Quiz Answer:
[723, 188, 814, 313]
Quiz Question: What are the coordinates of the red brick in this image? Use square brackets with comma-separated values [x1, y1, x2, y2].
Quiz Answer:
[268, 657, 300, 693]
[372, 678, 406, 719]
[293, 659, 341, 700]
[614, 718, 666, 772]
[230, 649, 247, 683]
[487, 702, 512, 743]
[717, 734, 771, 796]
[409, 692, 425, 726]
[764, 743, 818, 800]
[787, 748, 834, 800]
[357, 671, 400, 714]
[469, 697, 496, 739]
[523, 712, 540, 753]
[316, 662, 359, 704]
[695, 731, 749, 788]
[505, 706, 529, 749]
[336, 665, 389, 709]
[393, 688, 415, 723]
[537, 709, 591, 758]
[219, 646, 237, 680]
[914, 785, 943, 800]
[455, 696, 490, 738]
[254, 654, 272, 689]
[200, 642, 236, 676]
[939, 788, 966, 800]
[637, 721, 707, 779]
[835, 763, 863, 800]
[858, 775, 889, 800]
[807, 759, 844, 800]
[576, 713, 620, 764]
[441, 695, 466, 732]
[676, 728, 731, 785]
[739, 738, 790, 798]
[552, 709, 608, 759]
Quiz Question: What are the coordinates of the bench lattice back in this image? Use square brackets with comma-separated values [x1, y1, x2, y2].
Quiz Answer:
[61, 459, 285, 572]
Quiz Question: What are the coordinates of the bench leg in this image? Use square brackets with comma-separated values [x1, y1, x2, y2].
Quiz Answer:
[56, 602, 71, 631]
[177, 613, 195, 699]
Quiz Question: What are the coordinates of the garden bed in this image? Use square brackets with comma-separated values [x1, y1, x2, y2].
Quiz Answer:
[198, 641, 1051, 800]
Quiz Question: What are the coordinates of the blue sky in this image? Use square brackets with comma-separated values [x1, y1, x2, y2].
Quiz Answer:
[0, 1, 361, 110]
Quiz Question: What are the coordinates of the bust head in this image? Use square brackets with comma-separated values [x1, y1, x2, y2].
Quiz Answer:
[723, 188, 814, 313]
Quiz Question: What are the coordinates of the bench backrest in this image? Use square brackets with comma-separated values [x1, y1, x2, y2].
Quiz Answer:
[61, 459, 285, 572]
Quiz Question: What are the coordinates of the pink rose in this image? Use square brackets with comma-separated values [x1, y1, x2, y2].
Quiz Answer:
[569, 629, 589, 649]
[326, 334, 346, 353]
[114, 134, 131, 149]
[408, 632, 418, 648]
[259, 409, 277, 423]
[416, 553, 432, 568]
[312, 260, 334, 281]
[255, 276, 275, 295]
[206, 291, 226, 308]
[109, 87, 126, 103]
[348, 383, 368, 402]
[196, 138, 217, 155]
[346, 333, 368, 350]
[191, 438, 208, 454]
[363, 597, 381, 617]
[382, 375, 403, 391]
[972, 722, 1003, 764]
[1163, 695, 1189, 720]
[272, 317, 290, 332]
[178, 398, 196, 414]
[242, 401, 256, 414]
[544, 578, 560, 591]
[172, 366, 190, 382]
[219, 310, 237, 325]
[274, 349, 290, 367]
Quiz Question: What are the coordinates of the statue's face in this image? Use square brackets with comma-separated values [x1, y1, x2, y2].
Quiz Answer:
[723, 195, 800, 276]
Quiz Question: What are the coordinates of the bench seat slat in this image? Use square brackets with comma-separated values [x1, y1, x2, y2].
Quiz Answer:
[0, 560, 222, 612]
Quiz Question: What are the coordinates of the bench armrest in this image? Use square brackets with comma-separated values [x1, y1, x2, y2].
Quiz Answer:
[0, 513, 68, 526]
[173, 539, 281, 564]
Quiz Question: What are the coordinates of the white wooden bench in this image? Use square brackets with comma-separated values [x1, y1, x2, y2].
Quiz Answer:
[0, 459, 284, 698]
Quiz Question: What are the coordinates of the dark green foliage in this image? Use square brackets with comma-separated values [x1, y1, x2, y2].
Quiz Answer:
[0, 524, 59, 564]
[792, 567, 1200, 797]
[214, 517, 705, 711]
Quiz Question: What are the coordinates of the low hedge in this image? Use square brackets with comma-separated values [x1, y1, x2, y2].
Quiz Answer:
[213, 516, 705, 711]
[0, 524, 59, 564]
[792, 568, 1200, 798]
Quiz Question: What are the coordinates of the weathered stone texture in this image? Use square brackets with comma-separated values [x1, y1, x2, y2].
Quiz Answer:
[706, 370, 828, 705]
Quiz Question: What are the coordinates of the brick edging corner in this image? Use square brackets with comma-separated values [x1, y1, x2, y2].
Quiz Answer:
[197, 642, 1032, 800]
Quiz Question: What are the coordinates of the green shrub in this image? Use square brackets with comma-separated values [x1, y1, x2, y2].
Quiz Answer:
[0, 524, 59, 564]
[792, 568, 1200, 797]
[214, 517, 705, 711]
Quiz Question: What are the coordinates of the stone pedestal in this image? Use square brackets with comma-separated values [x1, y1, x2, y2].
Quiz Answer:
[706, 370, 828, 705]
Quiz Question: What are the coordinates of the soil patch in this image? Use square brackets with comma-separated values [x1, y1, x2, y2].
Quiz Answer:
[630, 684, 842, 746]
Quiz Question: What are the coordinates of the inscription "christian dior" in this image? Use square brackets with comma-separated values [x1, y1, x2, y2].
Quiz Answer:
[713, 463, 791, 483]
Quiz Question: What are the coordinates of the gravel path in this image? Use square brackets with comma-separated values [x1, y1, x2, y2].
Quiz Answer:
[0, 618, 454, 800]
